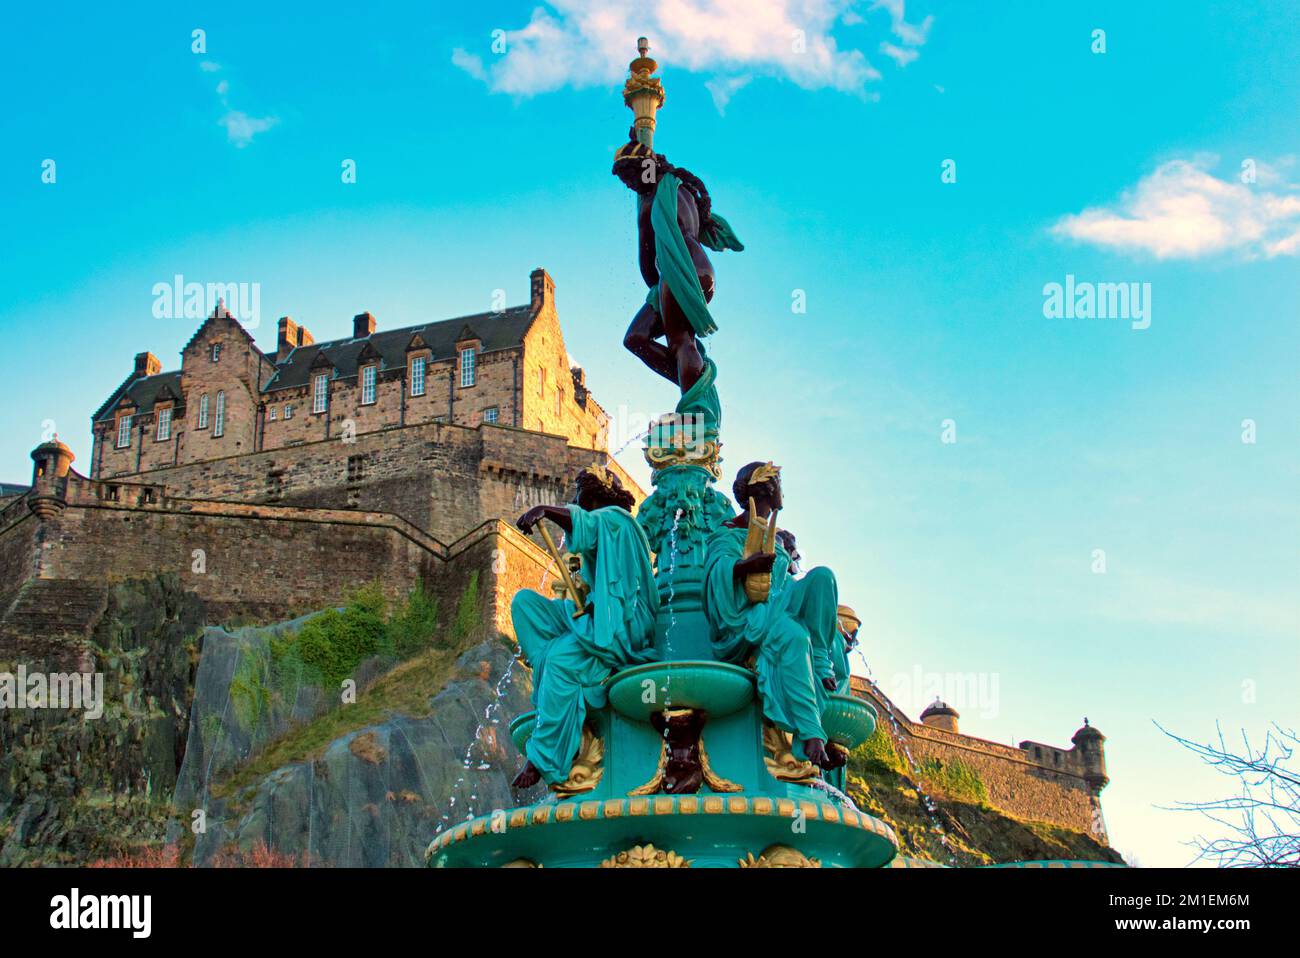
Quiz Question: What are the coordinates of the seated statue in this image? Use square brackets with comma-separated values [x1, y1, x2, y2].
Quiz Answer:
[510, 467, 660, 789]
[701, 462, 843, 770]
[832, 604, 861, 695]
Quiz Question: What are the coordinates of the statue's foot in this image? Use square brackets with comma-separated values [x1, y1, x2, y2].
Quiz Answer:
[824, 742, 848, 770]
[803, 738, 832, 769]
[511, 761, 542, 789]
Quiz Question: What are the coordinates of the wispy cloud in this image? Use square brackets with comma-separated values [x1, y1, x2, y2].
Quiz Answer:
[705, 74, 752, 114]
[452, 0, 935, 109]
[201, 61, 278, 149]
[1052, 157, 1300, 260]
[879, 41, 918, 67]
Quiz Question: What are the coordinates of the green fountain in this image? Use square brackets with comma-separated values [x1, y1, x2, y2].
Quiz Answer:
[426, 38, 892, 869]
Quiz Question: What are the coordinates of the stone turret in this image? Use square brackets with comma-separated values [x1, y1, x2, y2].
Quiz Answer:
[1071, 718, 1109, 790]
[920, 700, 959, 733]
[29, 439, 75, 519]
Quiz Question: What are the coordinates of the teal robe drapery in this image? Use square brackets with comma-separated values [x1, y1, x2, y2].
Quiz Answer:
[512, 505, 660, 785]
[702, 525, 829, 757]
[645, 172, 743, 338]
[785, 566, 845, 703]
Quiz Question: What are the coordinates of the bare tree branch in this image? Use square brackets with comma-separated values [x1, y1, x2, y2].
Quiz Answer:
[1157, 721, 1300, 868]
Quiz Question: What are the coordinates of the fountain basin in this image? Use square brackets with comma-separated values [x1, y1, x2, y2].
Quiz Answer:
[607, 660, 755, 722]
[820, 694, 877, 750]
[509, 710, 538, 754]
[426, 793, 898, 868]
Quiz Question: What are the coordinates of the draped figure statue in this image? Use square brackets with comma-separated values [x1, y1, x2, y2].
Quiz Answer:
[701, 462, 846, 771]
[510, 468, 660, 789]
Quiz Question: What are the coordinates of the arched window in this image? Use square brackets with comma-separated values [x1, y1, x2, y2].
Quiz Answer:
[198, 394, 210, 429]
[214, 391, 225, 437]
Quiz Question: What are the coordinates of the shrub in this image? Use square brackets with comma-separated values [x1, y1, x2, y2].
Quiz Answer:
[450, 572, 481, 644]
[917, 756, 989, 805]
[855, 724, 906, 775]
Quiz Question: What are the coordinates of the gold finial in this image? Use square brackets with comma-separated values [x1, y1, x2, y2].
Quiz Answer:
[623, 36, 665, 148]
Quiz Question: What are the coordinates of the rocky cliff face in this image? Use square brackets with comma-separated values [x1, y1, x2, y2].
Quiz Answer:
[2, 577, 1117, 868]
[0, 575, 203, 866]
[174, 636, 535, 867]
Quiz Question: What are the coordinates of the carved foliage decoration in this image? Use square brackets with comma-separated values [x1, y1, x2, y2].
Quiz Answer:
[762, 722, 819, 784]
[600, 844, 691, 868]
[552, 723, 604, 797]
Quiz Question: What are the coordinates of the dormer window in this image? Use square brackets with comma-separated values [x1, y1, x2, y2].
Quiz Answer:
[313, 373, 329, 413]
[361, 364, 377, 405]
[156, 406, 172, 441]
[116, 415, 132, 448]
[459, 348, 476, 387]
[211, 343, 222, 363]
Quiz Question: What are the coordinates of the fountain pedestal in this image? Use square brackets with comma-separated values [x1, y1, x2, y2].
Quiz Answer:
[426, 420, 893, 868]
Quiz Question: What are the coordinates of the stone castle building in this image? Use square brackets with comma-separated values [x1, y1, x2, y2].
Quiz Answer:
[0, 266, 1110, 842]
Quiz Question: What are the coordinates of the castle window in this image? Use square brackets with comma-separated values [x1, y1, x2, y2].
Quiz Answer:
[313, 373, 328, 413]
[347, 454, 366, 483]
[156, 406, 172, 441]
[214, 391, 225, 437]
[198, 394, 209, 429]
[483, 406, 499, 424]
[410, 356, 426, 396]
[459, 348, 476, 387]
[361, 364, 377, 405]
[284, 403, 294, 419]
[116, 415, 132, 448]
[268, 405, 277, 422]
[211, 343, 222, 363]
[556, 387, 563, 417]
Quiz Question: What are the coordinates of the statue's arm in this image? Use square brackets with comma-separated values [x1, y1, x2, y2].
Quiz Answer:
[732, 551, 775, 583]
[517, 504, 574, 536]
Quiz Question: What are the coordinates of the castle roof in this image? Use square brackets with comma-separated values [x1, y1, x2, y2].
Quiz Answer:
[264, 304, 535, 393]
[92, 303, 540, 422]
[920, 700, 959, 719]
[92, 370, 183, 423]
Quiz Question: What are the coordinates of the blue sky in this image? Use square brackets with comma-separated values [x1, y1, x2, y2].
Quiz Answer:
[2, 1, 1297, 867]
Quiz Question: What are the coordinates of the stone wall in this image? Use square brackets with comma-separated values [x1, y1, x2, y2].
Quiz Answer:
[851, 678, 1106, 839]
[88, 419, 638, 544]
[0, 471, 557, 637]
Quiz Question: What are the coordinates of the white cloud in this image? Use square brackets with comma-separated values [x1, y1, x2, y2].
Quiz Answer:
[1052, 158, 1300, 260]
[879, 41, 918, 67]
[218, 110, 279, 148]
[705, 74, 752, 114]
[453, 0, 935, 102]
[450, 47, 488, 82]
[869, 0, 932, 46]
[204, 62, 277, 148]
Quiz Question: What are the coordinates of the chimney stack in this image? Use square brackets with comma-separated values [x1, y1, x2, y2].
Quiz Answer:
[530, 268, 555, 314]
[353, 312, 376, 339]
[277, 317, 299, 361]
[134, 352, 161, 378]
